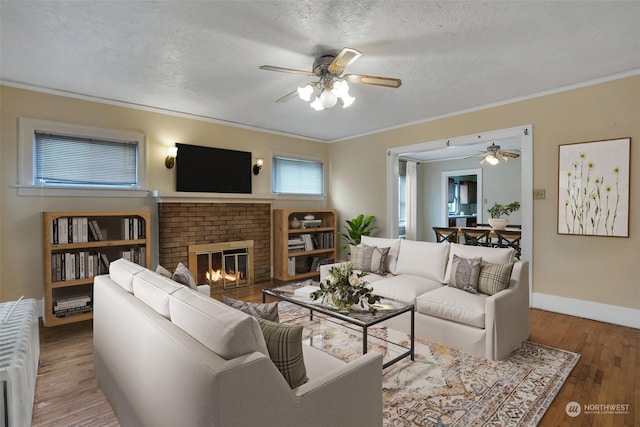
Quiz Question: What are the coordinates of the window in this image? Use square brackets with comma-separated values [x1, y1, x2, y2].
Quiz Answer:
[35, 132, 138, 187]
[272, 156, 323, 195]
[18, 118, 146, 195]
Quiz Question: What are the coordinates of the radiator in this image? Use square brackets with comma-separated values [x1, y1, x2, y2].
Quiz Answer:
[0, 298, 40, 427]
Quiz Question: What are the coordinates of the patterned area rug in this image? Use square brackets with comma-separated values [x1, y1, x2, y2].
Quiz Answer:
[278, 302, 579, 427]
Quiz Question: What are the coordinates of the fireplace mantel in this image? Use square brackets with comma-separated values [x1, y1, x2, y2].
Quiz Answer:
[151, 190, 274, 204]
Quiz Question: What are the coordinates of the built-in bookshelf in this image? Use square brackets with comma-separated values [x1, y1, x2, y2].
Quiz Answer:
[42, 210, 151, 326]
[273, 209, 337, 282]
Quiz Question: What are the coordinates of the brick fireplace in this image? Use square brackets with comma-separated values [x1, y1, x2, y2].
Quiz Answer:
[158, 202, 271, 284]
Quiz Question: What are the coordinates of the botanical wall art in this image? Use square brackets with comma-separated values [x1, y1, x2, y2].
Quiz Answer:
[558, 137, 630, 237]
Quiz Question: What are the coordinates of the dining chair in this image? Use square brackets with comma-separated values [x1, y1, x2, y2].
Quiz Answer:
[461, 228, 492, 247]
[433, 227, 458, 243]
[494, 229, 522, 259]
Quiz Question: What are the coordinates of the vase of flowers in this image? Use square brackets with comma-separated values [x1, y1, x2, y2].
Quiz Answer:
[311, 263, 381, 313]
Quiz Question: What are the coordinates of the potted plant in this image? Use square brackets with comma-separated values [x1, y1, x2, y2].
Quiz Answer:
[337, 214, 378, 253]
[487, 201, 520, 229]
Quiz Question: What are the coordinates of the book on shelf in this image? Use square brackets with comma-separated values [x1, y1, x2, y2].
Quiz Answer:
[54, 305, 92, 318]
[300, 219, 322, 228]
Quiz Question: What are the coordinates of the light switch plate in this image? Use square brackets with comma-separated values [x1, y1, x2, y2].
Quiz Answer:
[533, 188, 546, 200]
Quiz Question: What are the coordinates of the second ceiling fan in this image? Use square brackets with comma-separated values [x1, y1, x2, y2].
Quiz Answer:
[259, 47, 402, 110]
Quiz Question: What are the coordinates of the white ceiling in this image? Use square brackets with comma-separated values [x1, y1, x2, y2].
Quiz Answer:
[1, 1, 639, 142]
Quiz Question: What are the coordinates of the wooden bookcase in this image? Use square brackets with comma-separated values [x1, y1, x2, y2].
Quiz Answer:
[42, 210, 151, 326]
[273, 209, 337, 282]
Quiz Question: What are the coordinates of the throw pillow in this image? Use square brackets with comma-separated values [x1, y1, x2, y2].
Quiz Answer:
[171, 262, 197, 290]
[155, 264, 172, 278]
[349, 244, 364, 270]
[448, 255, 482, 294]
[477, 262, 514, 295]
[223, 295, 279, 322]
[361, 244, 390, 274]
[257, 318, 308, 389]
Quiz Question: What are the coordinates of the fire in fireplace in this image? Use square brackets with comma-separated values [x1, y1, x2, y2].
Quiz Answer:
[188, 241, 254, 290]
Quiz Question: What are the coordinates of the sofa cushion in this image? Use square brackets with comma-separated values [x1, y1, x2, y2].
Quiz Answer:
[171, 262, 197, 290]
[477, 262, 514, 295]
[448, 255, 482, 294]
[395, 240, 450, 282]
[349, 244, 364, 269]
[223, 295, 279, 322]
[416, 286, 488, 329]
[361, 236, 402, 274]
[257, 318, 308, 389]
[444, 243, 514, 283]
[169, 288, 269, 360]
[370, 274, 442, 305]
[109, 258, 145, 292]
[132, 270, 183, 318]
[361, 244, 390, 274]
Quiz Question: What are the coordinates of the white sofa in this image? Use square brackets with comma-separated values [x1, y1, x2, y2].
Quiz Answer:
[320, 237, 529, 360]
[94, 259, 383, 427]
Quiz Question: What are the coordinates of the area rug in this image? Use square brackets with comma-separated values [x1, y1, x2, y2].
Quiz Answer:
[278, 302, 580, 427]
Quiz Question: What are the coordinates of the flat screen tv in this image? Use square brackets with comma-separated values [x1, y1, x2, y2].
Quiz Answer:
[175, 143, 252, 194]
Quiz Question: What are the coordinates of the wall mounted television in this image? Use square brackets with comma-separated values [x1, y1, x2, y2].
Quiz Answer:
[175, 143, 252, 194]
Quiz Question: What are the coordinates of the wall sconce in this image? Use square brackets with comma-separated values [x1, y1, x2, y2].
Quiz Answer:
[165, 146, 178, 169]
[253, 157, 264, 175]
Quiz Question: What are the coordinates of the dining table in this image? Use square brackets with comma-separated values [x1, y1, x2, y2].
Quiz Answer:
[454, 226, 521, 244]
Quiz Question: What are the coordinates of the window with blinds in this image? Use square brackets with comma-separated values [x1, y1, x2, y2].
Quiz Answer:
[34, 132, 139, 188]
[272, 156, 324, 195]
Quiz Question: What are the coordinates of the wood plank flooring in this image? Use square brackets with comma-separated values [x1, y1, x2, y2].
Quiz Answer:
[32, 282, 638, 426]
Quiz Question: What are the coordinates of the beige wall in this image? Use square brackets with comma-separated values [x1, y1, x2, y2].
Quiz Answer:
[328, 75, 640, 312]
[0, 86, 328, 301]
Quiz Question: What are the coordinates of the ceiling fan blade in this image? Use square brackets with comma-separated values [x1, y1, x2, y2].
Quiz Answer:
[275, 90, 299, 103]
[259, 65, 315, 76]
[328, 48, 362, 74]
[343, 74, 402, 88]
[501, 151, 520, 158]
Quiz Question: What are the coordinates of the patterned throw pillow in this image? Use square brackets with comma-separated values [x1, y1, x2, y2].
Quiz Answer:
[448, 255, 482, 294]
[257, 318, 308, 388]
[349, 244, 364, 269]
[155, 264, 172, 278]
[223, 296, 279, 322]
[171, 262, 197, 289]
[361, 244, 390, 274]
[477, 262, 514, 295]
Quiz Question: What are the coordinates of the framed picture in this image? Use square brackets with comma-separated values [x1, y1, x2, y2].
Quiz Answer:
[558, 137, 630, 237]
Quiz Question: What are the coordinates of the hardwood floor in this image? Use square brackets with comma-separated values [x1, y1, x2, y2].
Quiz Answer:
[32, 282, 638, 426]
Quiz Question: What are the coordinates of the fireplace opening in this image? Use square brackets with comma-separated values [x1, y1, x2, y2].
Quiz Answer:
[188, 240, 253, 290]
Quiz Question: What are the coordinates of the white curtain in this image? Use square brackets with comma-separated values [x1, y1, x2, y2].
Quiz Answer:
[405, 161, 418, 240]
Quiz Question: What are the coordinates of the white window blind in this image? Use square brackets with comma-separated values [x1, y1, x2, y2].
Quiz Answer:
[272, 156, 323, 195]
[35, 132, 138, 187]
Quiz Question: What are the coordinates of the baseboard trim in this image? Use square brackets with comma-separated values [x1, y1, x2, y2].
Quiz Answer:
[531, 292, 640, 329]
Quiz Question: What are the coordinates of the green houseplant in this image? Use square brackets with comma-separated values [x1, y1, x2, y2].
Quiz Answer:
[487, 201, 520, 229]
[337, 214, 378, 253]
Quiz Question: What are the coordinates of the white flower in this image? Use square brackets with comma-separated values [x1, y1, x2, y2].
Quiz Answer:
[349, 275, 361, 287]
[327, 274, 337, 285]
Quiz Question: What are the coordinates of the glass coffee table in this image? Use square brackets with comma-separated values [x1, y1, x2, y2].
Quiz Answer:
[263, 283, 414, 368]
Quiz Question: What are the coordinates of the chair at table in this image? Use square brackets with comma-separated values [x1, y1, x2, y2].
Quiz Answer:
[461, 228, 492, 247]
[433, 227, 458, 243]
[494, 229, 522, 259]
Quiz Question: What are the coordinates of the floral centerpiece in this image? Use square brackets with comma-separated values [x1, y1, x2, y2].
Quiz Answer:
[310, 263, 381, 313]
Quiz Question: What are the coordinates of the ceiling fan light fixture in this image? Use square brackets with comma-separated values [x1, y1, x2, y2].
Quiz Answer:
[297, 84, 314, 101]
[309, 96, 325, 111]
[331, 80, 349, 98]
[485, 153, 499, 165]
[319, 89, 337, 108]
[339, 93, 355, 108]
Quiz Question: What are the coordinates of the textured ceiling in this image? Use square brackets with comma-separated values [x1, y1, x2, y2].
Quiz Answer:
[1, 1, 639, 142]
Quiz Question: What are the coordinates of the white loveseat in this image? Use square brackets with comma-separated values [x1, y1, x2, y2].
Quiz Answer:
[320, 237, 529, 360]
[94, 259, 383, 427]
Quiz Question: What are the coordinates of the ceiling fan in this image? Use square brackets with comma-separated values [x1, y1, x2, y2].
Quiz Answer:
[472, 142, 521, 165]
[259, 47, 402, 110]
